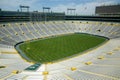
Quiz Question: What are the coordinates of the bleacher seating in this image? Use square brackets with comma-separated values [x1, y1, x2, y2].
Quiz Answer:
[0, 21, 120, 80]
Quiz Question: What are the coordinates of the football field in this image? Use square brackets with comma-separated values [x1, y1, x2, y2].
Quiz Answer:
[19, 33, 107, 63]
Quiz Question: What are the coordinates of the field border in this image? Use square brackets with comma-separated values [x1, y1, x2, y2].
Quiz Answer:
[15, 33, 109, 64]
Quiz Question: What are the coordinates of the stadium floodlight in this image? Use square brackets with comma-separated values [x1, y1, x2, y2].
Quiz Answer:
[43, 7, 51, 22]
[43, 7, 51, 13]
[20, 5, 30, 12]
[67, 8, 76, 15]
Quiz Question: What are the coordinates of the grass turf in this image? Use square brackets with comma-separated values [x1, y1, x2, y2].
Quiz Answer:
[19, 33, 107, 63]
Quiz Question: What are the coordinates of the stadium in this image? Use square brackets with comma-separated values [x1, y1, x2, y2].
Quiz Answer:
[0, 1, 120, 80]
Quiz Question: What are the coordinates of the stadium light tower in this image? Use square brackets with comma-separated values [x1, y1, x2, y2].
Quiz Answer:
[43, 7, 51, 13]
[67, 8, 76, 15]
[43, 7, 51, 22]
[20, 5, 30, 12]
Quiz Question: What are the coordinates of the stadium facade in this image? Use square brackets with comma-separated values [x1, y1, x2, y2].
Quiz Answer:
[0, 4, 120, 22]
[0, 10, 65, 22]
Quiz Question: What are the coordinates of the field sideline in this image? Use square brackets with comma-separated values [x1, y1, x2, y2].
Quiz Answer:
[19, 33, 107, 63]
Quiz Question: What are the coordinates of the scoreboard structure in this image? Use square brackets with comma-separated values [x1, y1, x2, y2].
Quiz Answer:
[95, 5, 120, 15]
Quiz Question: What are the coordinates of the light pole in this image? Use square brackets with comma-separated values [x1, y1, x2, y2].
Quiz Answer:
[67, 8, 76, 15]
[20, 5, 30, 12]
[43, 7, 51, 22]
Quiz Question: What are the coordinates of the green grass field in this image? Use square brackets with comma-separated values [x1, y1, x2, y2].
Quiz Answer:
[19, 33, 107, 63]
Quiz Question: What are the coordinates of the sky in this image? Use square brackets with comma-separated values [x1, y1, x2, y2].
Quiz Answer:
[0, 0, 120, 15]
